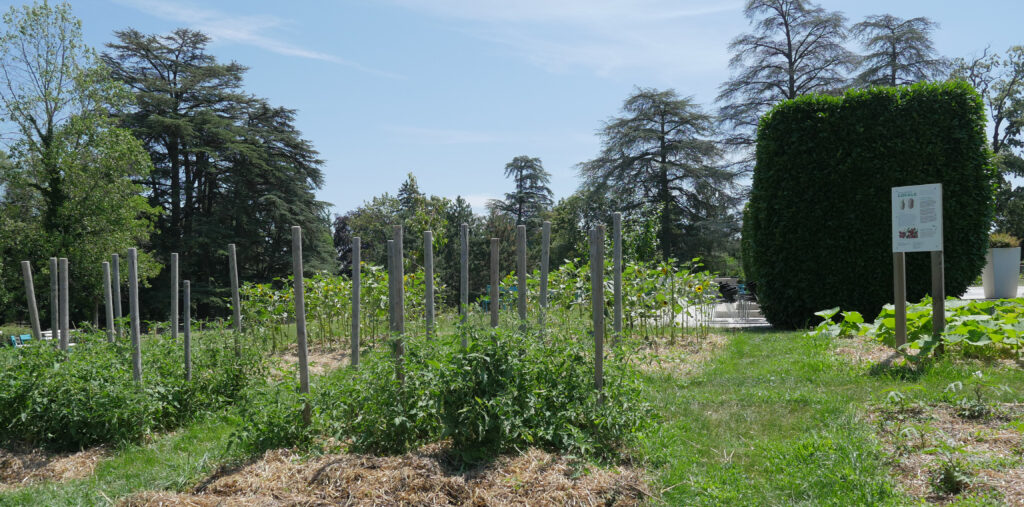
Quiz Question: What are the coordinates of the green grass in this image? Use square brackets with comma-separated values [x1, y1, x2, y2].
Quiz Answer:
[0, 413, 243, 506]
[642, 330, 1024, 506]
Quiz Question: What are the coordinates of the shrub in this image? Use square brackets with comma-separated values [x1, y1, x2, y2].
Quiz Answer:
[745, 81, 995, 328]
[989, 232, 1020, 248]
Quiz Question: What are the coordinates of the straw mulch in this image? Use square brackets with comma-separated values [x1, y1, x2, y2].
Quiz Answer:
[0, 445, 105, 491]
[641, 332, 728, 377]
[872, 404, 1024, 504]
[122, 443, 648, 506]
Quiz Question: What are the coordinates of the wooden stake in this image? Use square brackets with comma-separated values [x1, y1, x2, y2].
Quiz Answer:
[516, 225, 527, 326]
[424, 230, 435, 339]
[292, 226, 311, 424]
[112, 253, 122, 340]
[490, 237, 499, 328]
[613, 212, 622, 342]
[184, 280, 192, 381]
[128, 249, 142, 382]
[102, 262, 114, 342]
[49, 257, 58, 340]
[20, 261, 42, 341]
[171, 253, 179, 341]
[228, 244, 241, 356]
[540, 221, 550, 328]
[460, 223, 469, 349]
[932, 250, 946, 349]
[394, 225, 404, 335]
[351, 237, 360, 368]
[893, 252, 906, 347]
[591, 227, 605, 398]
[59, 258, 70, 351]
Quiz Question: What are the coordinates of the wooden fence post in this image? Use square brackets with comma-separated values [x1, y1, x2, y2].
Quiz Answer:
[59, 258, 70, 351]
[460, 223, 469, 349]
[424, 230, 435, 339]
[49, 257, 58, 339]
[613, 212, 622, 343]
[112, 253, 122, 340]
[184, 280, 192, 381]
[292, 226, 311, 424]
[591, 227, 605, 399]
[128, 249, 142, 382]
[516, 225, 527, 327]
[540, 221, 550, 329]
[171, 253, 179, 341]
[394, 225, 404, 335]
[351, 237, 361, 368]
[20, 261, 42, 341]
[228, 244, 241, 356]
[490, 238, 499, 328]
[102, 262, 114, 342]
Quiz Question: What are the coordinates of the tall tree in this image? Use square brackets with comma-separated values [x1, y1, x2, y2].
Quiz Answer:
[104, 28, 335, 314]
[717, 0, 854, 160]
[492, 155, 553, 226]
[0, 2, 158, 323]
[951, 46, 1024, 238]
[851, 14, 945, 87]
[579, 88, 737, 261]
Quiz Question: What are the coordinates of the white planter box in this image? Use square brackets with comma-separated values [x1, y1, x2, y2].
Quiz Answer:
[982, 247, 1021, 299]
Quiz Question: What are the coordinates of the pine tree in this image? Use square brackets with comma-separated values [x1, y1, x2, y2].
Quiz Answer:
[852, 14, 945, 87]
[493, 156, 553, 226]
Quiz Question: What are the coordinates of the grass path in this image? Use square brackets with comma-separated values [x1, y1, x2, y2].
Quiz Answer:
[0, 414, 241, 506]
[643, 330, 1023, 506]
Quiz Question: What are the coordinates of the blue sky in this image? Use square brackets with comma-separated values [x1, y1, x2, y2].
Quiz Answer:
[18, 0, 1024, 215]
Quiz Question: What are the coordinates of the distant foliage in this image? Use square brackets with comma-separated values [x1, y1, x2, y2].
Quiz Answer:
[746, 82, 995, 328]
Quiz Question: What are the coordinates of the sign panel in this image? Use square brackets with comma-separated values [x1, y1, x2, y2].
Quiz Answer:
[892, 183, 943, 252]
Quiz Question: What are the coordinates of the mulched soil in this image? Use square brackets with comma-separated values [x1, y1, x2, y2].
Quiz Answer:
[122, 443, 648, 506]
[0, 445, 106, 491]
[871, 400, 1024, 504]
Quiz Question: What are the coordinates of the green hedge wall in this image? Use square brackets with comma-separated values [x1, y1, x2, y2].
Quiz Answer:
[745, 81, 995, 328]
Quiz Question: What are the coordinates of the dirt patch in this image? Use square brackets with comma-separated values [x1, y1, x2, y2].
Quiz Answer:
[277, 344, 350, 375]
[833, 336, 902, 367]
[0, 446, 105, 491]
[122, 444, 647, 506]
[872, 403, 1024, 504]
[642, 333, 729, 377]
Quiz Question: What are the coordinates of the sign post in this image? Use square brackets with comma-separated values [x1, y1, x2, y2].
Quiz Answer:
[891, 183, 944, 347]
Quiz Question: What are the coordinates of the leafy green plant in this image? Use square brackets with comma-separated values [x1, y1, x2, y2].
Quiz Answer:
[925, 437, 974, 495]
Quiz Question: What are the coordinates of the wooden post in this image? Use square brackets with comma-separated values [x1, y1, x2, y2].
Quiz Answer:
[893, 252, 906, 347]
[58, 258, 70, 351]
[393, 225, 404, 335]
[540, 221, 550, 327]
[932, 250, 946, 338]
[388, 239, 397, 333]
[184, 280, 192, 381]
[112, 253, 122, 340]
[613, 212, 623, 342]
[228, 244, 241, 356]
[292, 227, 311, 424]
[424, 230, 435, 339]
[591, 227, 605, 398]
[516, 225, 527, 326]
[351, 237, 361, 368]
[490, 238, 499, 328]
[102, 262, 114, 343]
[460, 223, 469, 326]
[128, 249, 142, 382]
[20, 261, 42, 341]
[170, 253, 179, 341]
[49, 257, 58, 339]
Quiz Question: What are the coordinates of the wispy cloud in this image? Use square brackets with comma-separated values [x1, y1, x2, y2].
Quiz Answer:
[113, 0, 404, 79]
[383, 125, 501, 145]
[388, 0, 742, 77]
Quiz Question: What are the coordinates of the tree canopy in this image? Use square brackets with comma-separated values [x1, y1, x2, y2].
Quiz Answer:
[852, 14, 945, 87]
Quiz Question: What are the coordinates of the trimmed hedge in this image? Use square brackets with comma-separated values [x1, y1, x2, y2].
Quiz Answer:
[744, 81, 996, 328]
